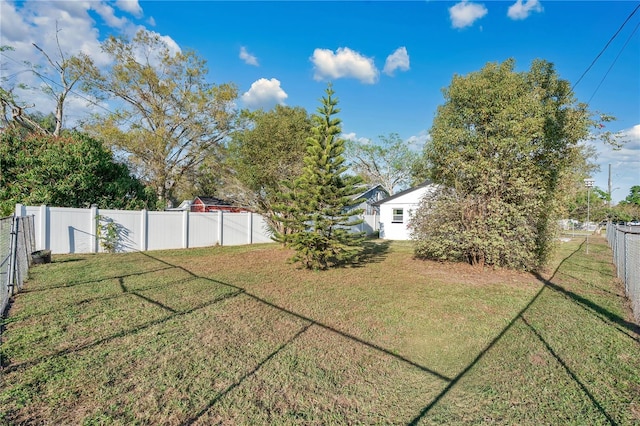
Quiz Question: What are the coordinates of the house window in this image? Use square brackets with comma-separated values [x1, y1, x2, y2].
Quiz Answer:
[392, 208, 403, 223]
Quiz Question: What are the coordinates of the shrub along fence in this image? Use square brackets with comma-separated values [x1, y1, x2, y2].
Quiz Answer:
[1, 215, 35, 317]
[14, 205, 274, 255]
[606, 223, 640, 322]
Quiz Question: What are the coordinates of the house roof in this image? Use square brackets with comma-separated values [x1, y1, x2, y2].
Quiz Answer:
[371, 180, 434, 206]
[352, 184, 389, 201]
[193, 196, 234, 206]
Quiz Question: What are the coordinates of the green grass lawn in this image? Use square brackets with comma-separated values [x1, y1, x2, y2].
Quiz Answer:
[1, 236, 638, 425]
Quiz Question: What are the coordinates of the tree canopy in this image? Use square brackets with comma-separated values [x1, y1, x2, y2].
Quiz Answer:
[620, 186, 640, 206]
[345, 133, 420, 195]
[0, 131, 157, 216]
[612, 186, 640, 221]
[411, 59, 610, 270]
[225, 105, 312, 235]
[82, 30, 238, 206]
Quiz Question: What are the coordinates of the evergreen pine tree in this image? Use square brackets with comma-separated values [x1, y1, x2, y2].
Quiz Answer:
[275, 84, 365, 270]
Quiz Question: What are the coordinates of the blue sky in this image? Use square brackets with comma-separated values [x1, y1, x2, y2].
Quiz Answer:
[1, 1, 639, 203]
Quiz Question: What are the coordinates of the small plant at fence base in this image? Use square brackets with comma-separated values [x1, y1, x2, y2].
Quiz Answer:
[96, 215, 119, 253]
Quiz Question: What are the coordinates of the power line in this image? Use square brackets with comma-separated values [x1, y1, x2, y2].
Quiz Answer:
[572, 2, 640, 90]
[588, 20, 640, 104]
[0, 51, 137, 126]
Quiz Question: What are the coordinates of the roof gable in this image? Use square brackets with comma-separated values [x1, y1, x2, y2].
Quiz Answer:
[353, 184, 390, 201]
[372, 181, 435, 206]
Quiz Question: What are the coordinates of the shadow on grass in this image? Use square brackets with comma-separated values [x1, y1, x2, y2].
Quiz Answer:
[320, 239, 392, 269]
[2, 288, 245, 372]
[358, 239, 392, 265]
[51, 257, 85, 264]
[182, 322, 315, 426]
[20, 266, 175, 293]
[4, 248, 451, 392]
[119, 277, 178, 314]
[537, 276, 640, 343]
[139, 251, 451, 379]
[521, 316, 617, 424]
[408, 239, 627, 425]
[557, 271, 626, 299]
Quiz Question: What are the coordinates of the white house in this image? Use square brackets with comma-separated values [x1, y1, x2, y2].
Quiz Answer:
[346, 184, 389, 235]
[372, 181, 437, 240]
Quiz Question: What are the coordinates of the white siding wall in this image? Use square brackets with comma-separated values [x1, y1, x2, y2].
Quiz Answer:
[378, 185, 436, 240]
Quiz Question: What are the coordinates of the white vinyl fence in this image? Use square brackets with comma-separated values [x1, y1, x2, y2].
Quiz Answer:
[15, 204, 274, 254]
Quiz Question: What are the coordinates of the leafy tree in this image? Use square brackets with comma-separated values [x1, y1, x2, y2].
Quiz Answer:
[0, 130, 157, 216]
[612, 186, 640, 221]
[225, 105, 312, 235]
[566, 186, 610, 223]
[620, 185, 640, 206]
[274, 84, 365, 270]
[346, 133, 420, 195]
[82, 30, 238, 206]
[412, 59, 613, 270]
[611, 203, 640, 222]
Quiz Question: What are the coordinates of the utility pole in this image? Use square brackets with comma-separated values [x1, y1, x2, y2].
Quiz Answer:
[584, 178, 595, 254]
[608, 164, 612, 209]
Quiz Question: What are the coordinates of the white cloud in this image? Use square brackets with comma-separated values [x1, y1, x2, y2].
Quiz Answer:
[342, 132, 371, 145]
[592, 124, 640, 203]
[239, 46, 259, 66]
[310, 47, 379, 84]
[92, 2, 129, 29]
[507, 0, 543, 20]
[0, 0, 177, 128]
[241, 78, 288, 109]
[406, 130, 431, 152]
[0, 1, 29, 41]
[128, 29, 181, 66]
[157, 33, 181, 56]
[623, 123, 640, 142]
[383, 47, 410, 76]
[115, 0, 143, 18]
[449, 1, 488, 29]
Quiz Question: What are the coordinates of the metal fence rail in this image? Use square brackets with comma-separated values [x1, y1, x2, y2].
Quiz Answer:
[606, 223, 640, 322]
[1, 215, 36, 317]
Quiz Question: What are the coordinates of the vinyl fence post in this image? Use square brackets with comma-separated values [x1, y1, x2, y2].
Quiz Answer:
[218, 210, 223, 246]
[182, 210, 189, 249]
[248, 212, 253, 245]
[140, 209, 148, 251]
[39, 205, 47, 251]
[7, 215, 19, 295]
[90, 206, 98, 253]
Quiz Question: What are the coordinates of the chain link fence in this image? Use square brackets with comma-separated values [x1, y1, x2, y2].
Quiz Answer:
[607, 223, 640, 323]
[1, 215, 36, 317]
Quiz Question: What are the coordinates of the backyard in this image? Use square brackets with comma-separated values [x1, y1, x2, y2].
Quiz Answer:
[0, 236, 639, 425]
